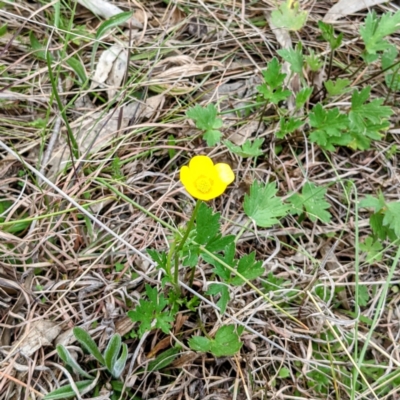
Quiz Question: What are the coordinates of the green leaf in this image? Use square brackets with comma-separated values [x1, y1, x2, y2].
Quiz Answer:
[257, 58, 291, 104]
[29, 31, 52, 60]
[224, 138, 264, 158]
[96, 12, 133, 40]
[210, 325, 242, 357]
[261, 57, 286, 89]
[349, 87, 393, 128]
[189, 326, 242, 357]
[73, 327, 105, 365]
[43, 380, 94, 400]
[195, 202, 221, 245]
[276, 116, 304, 139]
[383, 202, 400, 238]
[244, 181, 290, 227]
[270, 0, 308, 31]
[279, 367, 291, 378]
[189, 336, 211, 353]
[147, 347, 181, 371]
[127, 285, 175, 337]
[360, 11, 400, 60]
[206, 283, 230, 313]
[0, 24, 7, 37]
[360, 236, 383, 264]
[56, 345, 93, 379]
[324, 79, 351, 96]
[205, 234, 235, 253]
[359, 194, 385, 213]
[305, 50, 323, 72]
[262, 272, 286, 293]
[112, 343, 128, 378]
[231, 252, 264, 285]
[288, 182, 331, 223]
[186, 104, 223, 146]
[370, 213, 387, 241]
[295, 87, 313, 109]
[147, 249, 168, 271]
[202, 242, 236, 281]
[309, 104, 350, 150]
[318, 21, 343, 50]
[104, 334, 121, 375]
[277, 44, 303, 74]
[66, 56, 87, 83]
[357, 285, 370, 307]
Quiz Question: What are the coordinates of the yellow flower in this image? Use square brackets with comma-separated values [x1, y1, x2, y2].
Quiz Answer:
[180, 155, 235, 201]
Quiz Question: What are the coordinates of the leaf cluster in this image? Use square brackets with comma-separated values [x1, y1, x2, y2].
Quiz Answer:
[45, 328, 128, 399]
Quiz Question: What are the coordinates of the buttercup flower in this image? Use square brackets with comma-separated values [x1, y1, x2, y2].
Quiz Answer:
[180, 155, 235, 201]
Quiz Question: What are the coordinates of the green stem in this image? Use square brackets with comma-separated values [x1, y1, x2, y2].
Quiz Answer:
[174, 200, 201, 292]
[165, 240, 176, 279]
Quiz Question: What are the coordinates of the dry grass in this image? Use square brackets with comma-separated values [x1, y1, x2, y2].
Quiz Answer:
[1, 0, 400, 399]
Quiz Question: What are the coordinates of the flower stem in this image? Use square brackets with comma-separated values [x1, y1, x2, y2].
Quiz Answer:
[174, 200, 201, 293]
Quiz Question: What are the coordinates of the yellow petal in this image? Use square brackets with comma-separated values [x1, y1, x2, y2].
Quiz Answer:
[189, 155, 214, 174]
[215, 163, 235, 185]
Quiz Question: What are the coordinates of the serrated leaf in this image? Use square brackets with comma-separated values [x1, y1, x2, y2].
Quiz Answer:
[206, 234, 235, 253]
[206, 283, 230, 313]
[127, 285, 174, 337]
[357, 285, 370, 307]
[203, 129, 222, 146]
[349, 87, 393, 128]
[56, 345, 93, 379]
[43, 380, 94, 400]
[383, 202, 400, 238]
[270, 0, 308, 31]
[361, 11, 400, 59]
[186, 104, 223, 146]
[202, 242, 236, 281]
[257, 58, 291, 104]
[104, 334, 121, 375]
[186, 104, 222, 131]
[261, 57, 287, 89]
[277, 44, 304, 74]
[324, 79, 350, 96]
[73, 327, 105, 365]
[195, 202, 221, 245]
[318, 21, 343, 50]
[276, 117, 304, 139]
[147, 249, 168, 271]
[210, 325, 242, 357]
[231, 252, 264, 285]
[288, 182, 331, 223]
[309, 104, 350, 150]
[244, 181, 290, 228]
[360, 236, 383, 264]
[359, 195, 385, 212]
[189, 336, 211, 353]
[224, 138, 264, 158]
[295, 87, 313, 109]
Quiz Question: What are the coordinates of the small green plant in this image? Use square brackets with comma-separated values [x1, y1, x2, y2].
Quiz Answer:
[270, 0, 308, 31]
[188, 325, 243, 357]
[44, 328, 128, 400]
[186, 103, 223, 146]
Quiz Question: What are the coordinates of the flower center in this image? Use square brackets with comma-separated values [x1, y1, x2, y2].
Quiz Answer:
[195, 176, 213, 193]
